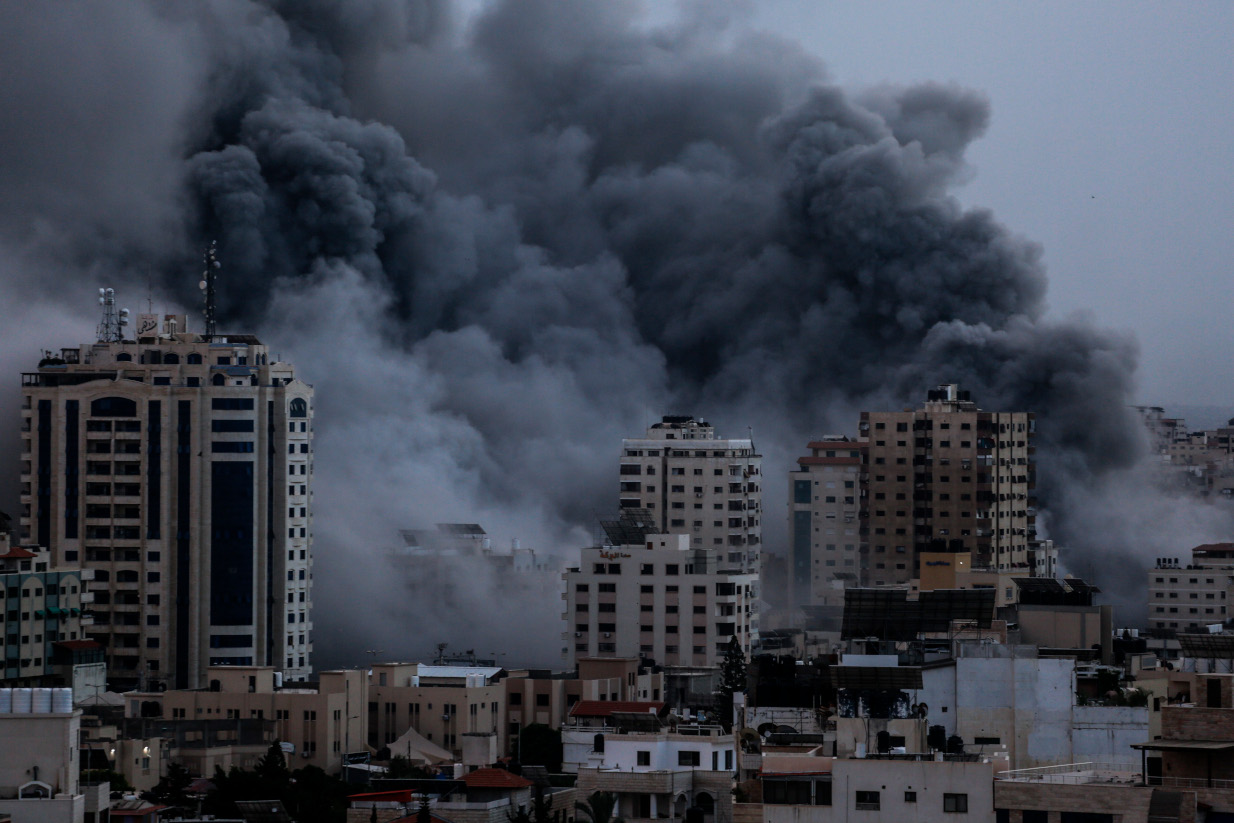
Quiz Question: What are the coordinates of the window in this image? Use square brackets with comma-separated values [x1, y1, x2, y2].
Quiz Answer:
[943, 793, 968, 813]
[677, 751, 700, 767]
[855, 791, 879, 811]
[637, 750, 650, 766]
[904, 791, 916, 802]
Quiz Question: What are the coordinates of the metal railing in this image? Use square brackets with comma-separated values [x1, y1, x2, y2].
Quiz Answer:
[996, 762, 1141, 785]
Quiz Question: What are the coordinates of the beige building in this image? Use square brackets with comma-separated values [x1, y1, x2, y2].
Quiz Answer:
[505, 657, 665, 738]
[132, 665, 364, 773]
[368, 663, 506, 759]
[20, 312, 314, 690]
[860, 384, 1035, 586]
[1148, 554, 1233, 635]
[564, 533, 758, 668]
[0, 536, 93, 685]
[620, 416, 762, 573]
[0, 697, 93, 823]
[787, 437, 863, 611]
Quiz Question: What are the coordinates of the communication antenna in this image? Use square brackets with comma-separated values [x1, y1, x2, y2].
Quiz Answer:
[199, 241, 220, 341]
[96, 288, 130, 343]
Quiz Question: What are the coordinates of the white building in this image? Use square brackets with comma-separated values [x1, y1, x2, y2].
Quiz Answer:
[564, 534, 757, 668]
[20, 310, 314, 689]
[0, 690, 103, 823]
[620, 416, 762, 573]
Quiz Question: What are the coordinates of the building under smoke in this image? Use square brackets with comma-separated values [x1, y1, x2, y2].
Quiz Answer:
[19, 307, 314, 690]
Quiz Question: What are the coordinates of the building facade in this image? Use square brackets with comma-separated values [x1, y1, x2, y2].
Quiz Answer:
[859, 385, 1035, 586]
[1148, 553, 1233, 635]
[366, 663, 507, 760]
[619, 417, 762, 573]
[787, 437, 863, 611]
[563, 534, 758, 668]
[0, 537, 92, 685]
[20, 313, 314, 690]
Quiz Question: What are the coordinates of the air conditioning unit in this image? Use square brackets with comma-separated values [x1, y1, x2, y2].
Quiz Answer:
[574, 632, 582, 637]
[442, 714, 450, 722]
[603, 633, 612, 638]
[301, 750, 311, 758]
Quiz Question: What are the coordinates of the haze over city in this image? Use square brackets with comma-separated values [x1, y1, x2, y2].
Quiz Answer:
[0, 1, 1231, 669]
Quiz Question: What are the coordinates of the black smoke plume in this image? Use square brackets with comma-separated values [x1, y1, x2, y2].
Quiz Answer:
[0, 1, 1223, 661]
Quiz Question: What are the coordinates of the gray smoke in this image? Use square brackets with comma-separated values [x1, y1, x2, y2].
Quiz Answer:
[0, 0, 1226, 663]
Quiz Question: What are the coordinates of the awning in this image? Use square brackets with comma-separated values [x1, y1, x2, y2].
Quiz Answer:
[70, 608, 80, 616]
[1131, 740, 1234, 752]
[34, 610, 44, 618]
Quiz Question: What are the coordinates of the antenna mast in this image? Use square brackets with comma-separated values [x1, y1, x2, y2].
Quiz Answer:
[96, 288, 129, 343]
[199, 241, 219, 341]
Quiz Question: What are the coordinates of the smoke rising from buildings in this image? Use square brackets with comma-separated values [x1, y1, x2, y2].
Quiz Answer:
[0, 0, 1227, 661]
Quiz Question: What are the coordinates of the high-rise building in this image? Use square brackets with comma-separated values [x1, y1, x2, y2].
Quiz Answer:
[618, 416, 761, 573]
[786, 436, 864, 611]
[859, 384, 1035, 587]
[19, 310, 313, 690]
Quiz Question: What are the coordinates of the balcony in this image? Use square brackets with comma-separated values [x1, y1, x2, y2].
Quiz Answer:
[581, 768, 695, 795]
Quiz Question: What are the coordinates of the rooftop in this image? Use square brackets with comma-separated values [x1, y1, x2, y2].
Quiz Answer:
[460, 768, 532, 789]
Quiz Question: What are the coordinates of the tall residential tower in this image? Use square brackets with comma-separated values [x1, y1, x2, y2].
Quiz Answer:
[20, 311, 314, 690]
[618, 416, 761, 574]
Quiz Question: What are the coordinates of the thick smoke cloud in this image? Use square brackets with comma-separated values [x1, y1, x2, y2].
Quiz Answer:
[0, 0, 1225, 663]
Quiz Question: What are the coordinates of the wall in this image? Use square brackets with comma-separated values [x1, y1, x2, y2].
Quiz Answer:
[1070, 706, 1148, 767]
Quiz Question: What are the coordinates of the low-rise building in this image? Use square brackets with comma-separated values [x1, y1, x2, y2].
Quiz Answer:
[368, 663, 506, 759]
[564, 533, 758, 668]
[0, 689, 96, 823]
[1147, 551, 1234, 637]
[130, 665, 365, 773]
[505, 658, 664, 738]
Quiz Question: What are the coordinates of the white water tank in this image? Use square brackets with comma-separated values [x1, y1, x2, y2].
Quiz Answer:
[0, 688, 11, 713]
[12, 688, 33, 713]
[32, 688, 52, 713]
[854, 743, 866, 759]
[52, 688, 73, 713]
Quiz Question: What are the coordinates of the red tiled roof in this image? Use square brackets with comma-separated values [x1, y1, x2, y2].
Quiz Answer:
[1194, 543, 1234, 554]
[461, 768, 533, 789]
[0, 546, 37, 559]
[569, 700, 665, 718]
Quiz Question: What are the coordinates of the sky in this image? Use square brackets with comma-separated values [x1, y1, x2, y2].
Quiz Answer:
[751, 1, 1234, 407]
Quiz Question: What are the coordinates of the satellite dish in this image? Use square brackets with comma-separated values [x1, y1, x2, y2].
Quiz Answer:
[98, 288, 105, 297]
[213, 261, 221, 269]
[199, 281, 207, 290]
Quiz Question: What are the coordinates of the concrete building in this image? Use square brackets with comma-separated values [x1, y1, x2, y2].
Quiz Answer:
[129, 665, 364, 773]
[1148, 552, 1234, 635]
[504, 658, 664, 739]
[750, 752, 998, 823]
[0, 692, 98, 823]
[859, 384, 1035, 586]
[19, 311, 314, 689]
[619, 416, 762, 573]
[367, 663, 507, 759]
[0, 536, 93, 685]
[572, 720, 735, 823]
[563, 534, 758, 668]
[787, 437, 862, 612]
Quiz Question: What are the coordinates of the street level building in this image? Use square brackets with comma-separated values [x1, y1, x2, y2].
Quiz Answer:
[19, 311, 314, 690]
[619, 416, 762, 573]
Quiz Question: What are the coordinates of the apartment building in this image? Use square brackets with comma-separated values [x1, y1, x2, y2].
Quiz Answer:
[1148, 553, 1234, 635]
[0, 536, 92, 685]
[505, 657, 664, 738]
[859, 384, 1035, 586]
[367, 663, 507, 758]
[20, 311, 314, 689]
[135, 665, 364, 773]
[787, 437, 863, 611]
[563, 533, 758, 668]
[619, 416, 762, 573]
